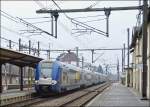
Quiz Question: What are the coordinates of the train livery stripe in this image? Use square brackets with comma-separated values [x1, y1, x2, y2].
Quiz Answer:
[35, 64, 40, 80]
[52, 61, 61, 81]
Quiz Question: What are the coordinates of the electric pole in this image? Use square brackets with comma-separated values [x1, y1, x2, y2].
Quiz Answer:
[19, 38, 21, 51]
[29, 40, 31, 54]
[122, 49, 124, 72]
[123, 43, 126, 70]
[117, 58, 120, 81]
[127, 28, 130, 87]
[82, 56, 84, 69]
[91, 49, 94, 63]
[142, 0, 148, 99]
[9, 40, 12, 84]
[48, 43, 51, 60]
[127, 28, 130, 69]
[76, 47, 79, 67]
[37, 41, 40, 57]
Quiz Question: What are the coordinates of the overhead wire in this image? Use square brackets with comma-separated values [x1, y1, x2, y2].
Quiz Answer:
[50, 0, 90, 48]
[1, 10, 52, 36]
[34, 0, 68, 51]
[1, 25, 21, 36]
[1, 11, 49, 48]
[135, 0, 142, 28]
[34, 1, 107, 52]
[33, 0, 71, 49]
[33, 0, 46, 9]
[31, 20, 50, 24]
[0, 36, 19, 45]
[71, 19, 106, 35]
[51, 0, 104, 26]
[1, 26, 30, 44]
[1, 12, 19, 23]
[51, 0, 107, 37]
[22, 17, 51, 19]
[81, 18, 106, 23]
[71, 14, 105, 19]
[33, 0, 76, 47]
[85, 1, 101, 9]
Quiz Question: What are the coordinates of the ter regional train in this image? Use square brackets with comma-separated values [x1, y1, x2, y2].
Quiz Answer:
[35, 60, 107, 94]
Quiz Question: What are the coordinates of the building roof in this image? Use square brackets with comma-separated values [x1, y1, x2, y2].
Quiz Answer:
[130, 8, 150, 51]
[57, 52, 78, 62]
[130, 26, 141, 49]
[0, 47, 43, 68]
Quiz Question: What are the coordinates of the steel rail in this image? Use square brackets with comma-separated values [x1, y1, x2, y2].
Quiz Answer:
[63, 83, 110, 107]
[30, 82, 111, 107]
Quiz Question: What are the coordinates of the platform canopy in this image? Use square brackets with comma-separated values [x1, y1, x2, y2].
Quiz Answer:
[0, 47, 43, 68]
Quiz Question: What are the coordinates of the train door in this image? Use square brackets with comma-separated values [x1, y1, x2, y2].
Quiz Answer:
[68, 69, 76, 85]
[61, 68, 68, 86]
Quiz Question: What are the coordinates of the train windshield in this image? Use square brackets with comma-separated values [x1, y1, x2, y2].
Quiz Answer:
[41, 62, 52, 78]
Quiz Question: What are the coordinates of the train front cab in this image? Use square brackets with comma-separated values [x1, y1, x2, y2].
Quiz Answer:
[35, 61, 61, 94]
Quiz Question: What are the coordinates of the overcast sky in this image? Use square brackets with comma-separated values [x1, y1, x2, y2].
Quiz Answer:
[1, 1, 145, 74]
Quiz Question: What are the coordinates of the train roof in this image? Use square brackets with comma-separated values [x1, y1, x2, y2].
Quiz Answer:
[40, 59, 53, 63]
[40, 60, 108, 77]
[53, 61, 81, 71]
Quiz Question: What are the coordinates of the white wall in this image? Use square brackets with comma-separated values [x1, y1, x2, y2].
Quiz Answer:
[147, 23, 150, 99]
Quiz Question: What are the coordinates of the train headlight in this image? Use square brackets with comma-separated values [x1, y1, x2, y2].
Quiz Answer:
[51, 80, 57, 85]
[35, 80, 38, 84]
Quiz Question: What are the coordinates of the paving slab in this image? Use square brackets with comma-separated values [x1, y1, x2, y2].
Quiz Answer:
[86, 83, 150, 107]
[0, 88, 35, 106]
[0, 88, 35, 99]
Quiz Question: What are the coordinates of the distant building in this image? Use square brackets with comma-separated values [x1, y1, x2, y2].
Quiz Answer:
[56, 51, 78, 65]
[96, 65, 104, 73]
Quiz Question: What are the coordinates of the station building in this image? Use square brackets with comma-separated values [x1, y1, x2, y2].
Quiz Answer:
[127, 8, 150, 99]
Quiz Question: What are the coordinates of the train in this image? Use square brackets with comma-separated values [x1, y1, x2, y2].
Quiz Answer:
[35, 59, 108, 94]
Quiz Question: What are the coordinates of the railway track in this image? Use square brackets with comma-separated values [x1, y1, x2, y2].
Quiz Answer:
[31, 82, 111, 107]
[63, 83, 110, 107]
[3, 82, 110, 107]
[3, 97, 48, 107]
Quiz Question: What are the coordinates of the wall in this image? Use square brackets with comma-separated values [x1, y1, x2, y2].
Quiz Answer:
[147, 22, 150, 99]
[2, 64, 34, 86]
[130, 21, 150, 99]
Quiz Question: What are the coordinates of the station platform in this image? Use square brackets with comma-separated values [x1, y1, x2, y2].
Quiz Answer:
[0, 88, 35, 106]
[86, 83, 150, 107]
